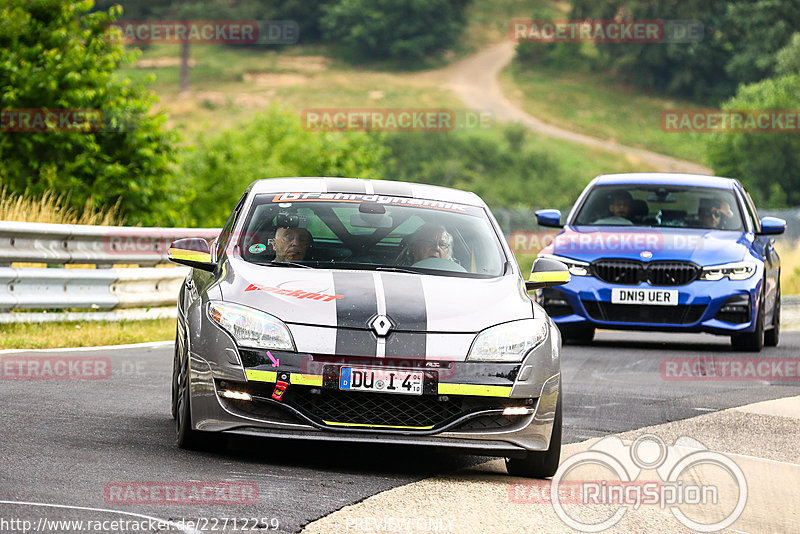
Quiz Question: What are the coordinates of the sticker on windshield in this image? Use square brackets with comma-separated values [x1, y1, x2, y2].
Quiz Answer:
[270, 192, 478, 215]
[248, 243, 267, 254]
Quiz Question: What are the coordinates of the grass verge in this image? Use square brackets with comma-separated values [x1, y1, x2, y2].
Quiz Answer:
[500, 62, 709, 165]
[0, 319, 175, 350]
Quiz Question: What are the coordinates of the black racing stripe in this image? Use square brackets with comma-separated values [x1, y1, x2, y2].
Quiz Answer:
[385, 333, 427, 359]
[335, 329, 380, 358]
[381, 273, 427, 357]
[371, 180, 414, 198]
[381, 274, 427, 331]
[325, 177, 367, 194]
[333, 271, 378, 356]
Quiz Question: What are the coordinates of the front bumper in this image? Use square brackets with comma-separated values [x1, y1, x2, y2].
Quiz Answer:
[542, 275, 763, 335]
[184, 322, 561, 457]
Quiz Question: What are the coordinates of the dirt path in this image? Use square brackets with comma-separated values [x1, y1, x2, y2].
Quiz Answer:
[436, 42, 712, 175]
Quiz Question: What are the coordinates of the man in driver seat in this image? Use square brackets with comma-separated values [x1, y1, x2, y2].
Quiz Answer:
[397, 224, 454, 265]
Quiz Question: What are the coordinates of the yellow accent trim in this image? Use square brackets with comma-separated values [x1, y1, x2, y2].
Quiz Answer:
[437, 383, 512, 397]
[245, 369, 277, 383]
[169, 248, 212, 263]
[528, 271, 570, 283]
[323, 420, 435, 430]
[291, 373, 323, 386]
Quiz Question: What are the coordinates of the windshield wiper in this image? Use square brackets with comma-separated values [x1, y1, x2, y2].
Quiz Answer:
[374, 266, 419, 274]
[253, 261, 314, 269]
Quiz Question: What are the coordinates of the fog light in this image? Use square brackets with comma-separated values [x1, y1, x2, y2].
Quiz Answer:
[503, 406, 534, 416]
[221, 390, 252, 401]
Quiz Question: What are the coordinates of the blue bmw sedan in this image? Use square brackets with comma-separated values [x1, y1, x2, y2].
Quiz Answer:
[535, 173, 786, 351]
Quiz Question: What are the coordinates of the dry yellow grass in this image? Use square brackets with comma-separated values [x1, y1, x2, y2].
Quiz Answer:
[775, 240, 800, 295]
[0, 319, 175, 349]
[0, 186, 123, 225]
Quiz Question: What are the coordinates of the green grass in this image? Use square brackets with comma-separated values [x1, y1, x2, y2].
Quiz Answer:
[1, 319, 175, 349]
[500, 62, 710, 164]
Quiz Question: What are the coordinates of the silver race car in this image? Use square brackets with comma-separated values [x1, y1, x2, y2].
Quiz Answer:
[169, 177, 569, 478]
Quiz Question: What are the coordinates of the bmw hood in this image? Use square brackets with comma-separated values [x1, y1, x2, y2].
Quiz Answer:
[541, 226, 752, 265]
[220, 258, 533, 333]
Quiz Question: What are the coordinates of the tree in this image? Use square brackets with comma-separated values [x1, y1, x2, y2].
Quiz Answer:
[0, 0, 178, 225]
[321, 0, 470, 63]
[706, 74, 800, 207]
[177, 105, 389, 226]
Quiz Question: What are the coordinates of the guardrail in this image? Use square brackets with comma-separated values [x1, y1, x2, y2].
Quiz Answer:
[0, 222, 219, 323]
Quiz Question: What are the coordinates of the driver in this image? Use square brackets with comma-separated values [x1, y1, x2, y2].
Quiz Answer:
[272, 227, 312, 261]
[397, 224, 454, 265]
[593, 190, 634, 224]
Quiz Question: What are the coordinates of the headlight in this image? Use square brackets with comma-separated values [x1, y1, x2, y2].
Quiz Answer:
[538, 253, 590, 276]
[207, 301, 295, 350]
[467, 319, 549, 362]
[700, 260, 758, 281]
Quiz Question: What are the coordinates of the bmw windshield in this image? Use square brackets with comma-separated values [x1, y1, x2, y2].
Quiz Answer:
[235, 193, 507, 277]
[572, 185, 745, 231]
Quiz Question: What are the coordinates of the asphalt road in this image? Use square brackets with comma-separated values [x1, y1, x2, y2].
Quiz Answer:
[2, 332, 799, 533]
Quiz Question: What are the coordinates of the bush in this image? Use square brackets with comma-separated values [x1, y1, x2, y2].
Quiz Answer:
[321, 0, 470, 63]
[706, 74, 800, 207]
[176, 106, 389, 226]
[0, 0, 178, 225]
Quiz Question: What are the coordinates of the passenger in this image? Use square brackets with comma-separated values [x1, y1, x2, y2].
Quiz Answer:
[698, 199, 734, 229]
[397, 224, 454, 265]
[272, 227, 313, 261]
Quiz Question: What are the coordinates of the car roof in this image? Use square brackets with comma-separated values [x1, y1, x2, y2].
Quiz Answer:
[248, 177, 486, 207]
[592, 173, 738, 189]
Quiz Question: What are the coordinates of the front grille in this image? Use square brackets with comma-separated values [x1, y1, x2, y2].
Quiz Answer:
[592, 260, 699, 286]
[290, 389, 513, 430]
[583, 301, 706, 324]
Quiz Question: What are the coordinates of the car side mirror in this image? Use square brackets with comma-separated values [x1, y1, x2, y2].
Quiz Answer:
[525, 257, 570, 291]
[758, 216, 786, 236]
[168, 238, 217, 272]
[535, 209, 563, 228]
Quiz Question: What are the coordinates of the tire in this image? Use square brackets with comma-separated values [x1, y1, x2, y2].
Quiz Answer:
[559, 325, 595, 344]
[175, 339, 202, 450]
[731, 291, 764, 352]
[506, 391, 562, 478]
[171, 327, 180, 420]
[765, 286, 780, 347]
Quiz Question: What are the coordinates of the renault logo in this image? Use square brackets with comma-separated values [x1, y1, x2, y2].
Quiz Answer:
[370, 314, 393, 337]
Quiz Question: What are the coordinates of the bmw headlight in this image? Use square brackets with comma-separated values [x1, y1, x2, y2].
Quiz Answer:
[700, 260, 758, 281]
[207, 301, 295, 350]
[538, 253, 590, 276]
[467, 319, 549, 362]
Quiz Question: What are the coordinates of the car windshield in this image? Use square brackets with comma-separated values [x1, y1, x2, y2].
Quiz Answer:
[236, 193, 507, 277]
[572, 185, 745, 231]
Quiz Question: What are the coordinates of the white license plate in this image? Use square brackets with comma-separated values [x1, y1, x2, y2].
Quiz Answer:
[611, 288, 678, 306]
[339, 367, 423, 395]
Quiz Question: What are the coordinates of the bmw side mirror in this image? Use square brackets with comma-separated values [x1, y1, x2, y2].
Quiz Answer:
[168, 238, 217, 272]
[535, 209, 563, 228]
[525, 257, 570, 291]
[758, 217, 786, 236]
